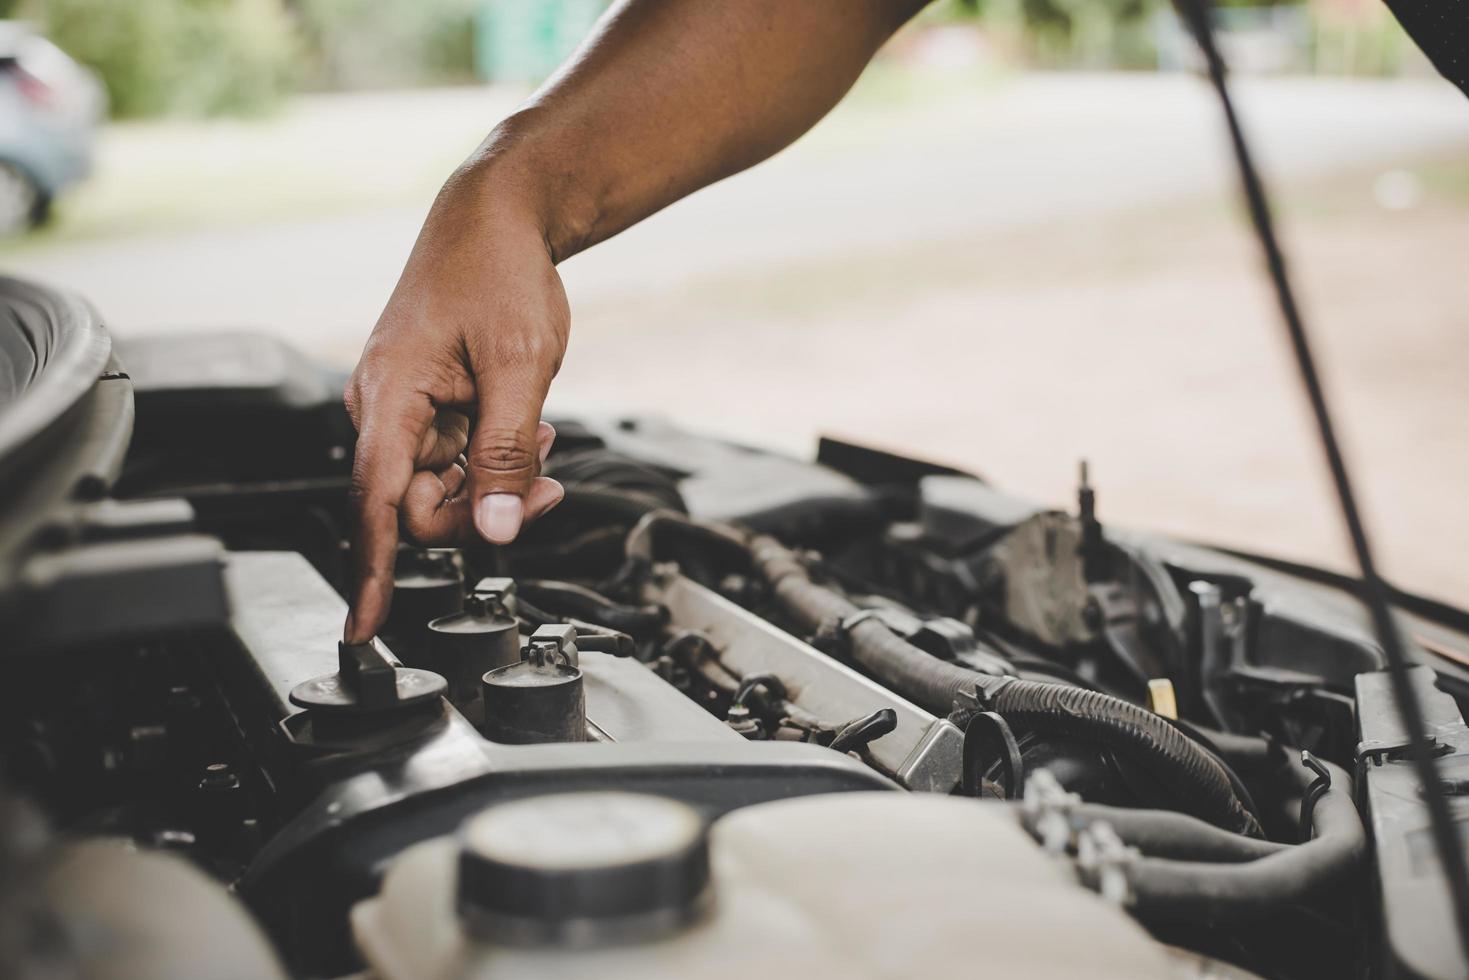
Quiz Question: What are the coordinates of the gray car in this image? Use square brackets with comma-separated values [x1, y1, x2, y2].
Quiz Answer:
[0, 23, 103, 235]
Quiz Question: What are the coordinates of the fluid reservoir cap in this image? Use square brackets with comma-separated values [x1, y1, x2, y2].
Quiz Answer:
[289, 640, 446, 715]
[428, 610, 511, 634]
[385, 547, 464, 641]
[456, 792, 711, 946]
[425, 605, 521, 675]
[484, 658, 579, 689]
[430, 577, 517, 637]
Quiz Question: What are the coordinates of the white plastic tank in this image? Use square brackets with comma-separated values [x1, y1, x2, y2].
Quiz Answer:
[351, 790, 1202, 979]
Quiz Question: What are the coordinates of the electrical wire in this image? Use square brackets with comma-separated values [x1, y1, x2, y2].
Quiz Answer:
[1172, 0, 1469, 957]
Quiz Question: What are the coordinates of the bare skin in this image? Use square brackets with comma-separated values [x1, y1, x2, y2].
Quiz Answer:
[344, 0, 931, 643]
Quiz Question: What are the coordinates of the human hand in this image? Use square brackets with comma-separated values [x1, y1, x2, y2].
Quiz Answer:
[343, 172, 567, 643]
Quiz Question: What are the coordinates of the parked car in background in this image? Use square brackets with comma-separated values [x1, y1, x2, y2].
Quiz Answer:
[0, 22, 103, 235]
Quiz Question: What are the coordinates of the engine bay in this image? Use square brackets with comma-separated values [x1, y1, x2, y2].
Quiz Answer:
[5, 317, 1469, 980]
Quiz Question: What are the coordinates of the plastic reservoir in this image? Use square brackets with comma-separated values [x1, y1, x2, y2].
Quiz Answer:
[351, 791, 1190, 980]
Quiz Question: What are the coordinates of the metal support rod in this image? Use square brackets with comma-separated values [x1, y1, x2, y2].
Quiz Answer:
[1173, 0, 1469, 957]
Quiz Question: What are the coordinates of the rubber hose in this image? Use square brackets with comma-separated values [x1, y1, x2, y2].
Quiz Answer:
[559, 486, 674, 524]
[547, 450, 688, 512]
[1052, 804, 1286, 862]
[517, 579, 668, 636]
[980, 676, 1262, 837]
[751, 534, 981, 713]
[628, 511, 752, 565]
[749, 532, 1260, 836]
[1123, 756, 1363, 921]
[1178, 722, 1275, 773]
[850, 618, 984, 713]
[1167, 718, 1266, 823]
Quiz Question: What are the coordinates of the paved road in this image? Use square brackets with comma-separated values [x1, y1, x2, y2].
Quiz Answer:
[5, 73, 1465, 348]
[5, 73, 1467, 604]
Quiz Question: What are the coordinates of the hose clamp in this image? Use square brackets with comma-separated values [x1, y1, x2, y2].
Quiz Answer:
[1298, 750, 1331, 842]
[1075, 821, 1139, 906]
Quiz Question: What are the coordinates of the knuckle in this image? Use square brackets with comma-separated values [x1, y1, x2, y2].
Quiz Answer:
[402, 491, 461, 548]
[418, 418, 469, 469]
[437, 411, 470, 445]
[401, 506, 433, 545]
[400, 474, 439, 543]
[343, 381, 362, 426]
[488, 328, 560, 371]
[346, 471, 374, 509]
[469, 429, 536, 477]
[441, 433, 469, 463]
[347, 469, 397, 515]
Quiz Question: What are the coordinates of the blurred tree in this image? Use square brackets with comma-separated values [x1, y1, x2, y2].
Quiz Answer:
[923, 0, 1164, 66]
[1051, 0, 1158, 66]
[472, 0, 607, 84]
[21, 0, 298, 118]
[291, 0, 480, 91]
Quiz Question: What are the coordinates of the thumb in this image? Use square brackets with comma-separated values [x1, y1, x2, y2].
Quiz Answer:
[467, 420, 538, 544]
[467, 366, 551, 544]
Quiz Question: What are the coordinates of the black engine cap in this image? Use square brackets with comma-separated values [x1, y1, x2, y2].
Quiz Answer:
[456, 791, 711, 947]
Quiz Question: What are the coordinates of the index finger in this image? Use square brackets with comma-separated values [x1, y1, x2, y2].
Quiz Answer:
[344, 385, 435, 644]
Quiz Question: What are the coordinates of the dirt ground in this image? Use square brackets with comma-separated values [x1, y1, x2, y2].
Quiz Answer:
[555, 153, 1469, 607]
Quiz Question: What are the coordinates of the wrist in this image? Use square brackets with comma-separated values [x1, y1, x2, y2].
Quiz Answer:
[452, 108, 601, 264]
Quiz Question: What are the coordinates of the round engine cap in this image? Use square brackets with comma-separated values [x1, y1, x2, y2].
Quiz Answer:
[456, 791, 711, 947]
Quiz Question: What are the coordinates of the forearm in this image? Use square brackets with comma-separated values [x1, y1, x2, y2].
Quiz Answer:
[347, 0, 928, 638]
[456, 0, 929, 262]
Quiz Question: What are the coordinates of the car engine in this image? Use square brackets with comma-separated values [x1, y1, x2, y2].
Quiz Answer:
[4, 281, 1469, 980]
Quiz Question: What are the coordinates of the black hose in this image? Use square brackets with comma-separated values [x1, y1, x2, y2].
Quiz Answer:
[1166, 718, 1264, 825]
[749, 532, 1260, 836]
[1123, 755, 1364, 921]
[517, 579, 668, 636]
[1050, 804, 1286, 863]
[979, 677, 1261, 837]
[559, 485, 673, 523]
[1172, 720, 1274, 774]
[626, 511, 751, 566]
[751, 534, 982, 713]
[546, 449, 688, 512]
[607, 510, 756, 599]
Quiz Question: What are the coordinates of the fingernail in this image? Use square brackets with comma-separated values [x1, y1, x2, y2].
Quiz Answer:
[538, 425, 556, 465]
[476, 493, 523, 544]
[343, 612, 357, 643]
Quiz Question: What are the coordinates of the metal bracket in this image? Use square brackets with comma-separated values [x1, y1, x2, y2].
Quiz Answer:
[525, 623, 579, 668]
[467, 576, 517, 618]
[897, 718, 965, 793]
[1356, 734, 1451, 767]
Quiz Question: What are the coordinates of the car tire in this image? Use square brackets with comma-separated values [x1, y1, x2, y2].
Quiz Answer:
[0, 162, 44, 236]
[29, 190, 53, 229]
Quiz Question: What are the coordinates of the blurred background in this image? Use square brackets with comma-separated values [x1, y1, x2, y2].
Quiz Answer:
[0, 0, 1464, 606]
